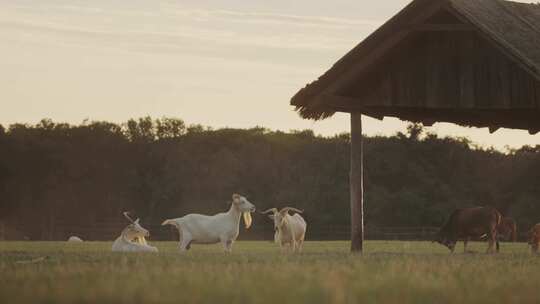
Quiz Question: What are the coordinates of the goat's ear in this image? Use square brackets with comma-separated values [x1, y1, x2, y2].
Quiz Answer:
[232, 193, 241, 201]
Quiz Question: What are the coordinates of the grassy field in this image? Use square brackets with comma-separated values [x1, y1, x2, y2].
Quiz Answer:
[0, 241, 539, 304]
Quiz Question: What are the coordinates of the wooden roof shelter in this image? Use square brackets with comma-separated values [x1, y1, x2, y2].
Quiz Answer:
[290, 0, 540, 252]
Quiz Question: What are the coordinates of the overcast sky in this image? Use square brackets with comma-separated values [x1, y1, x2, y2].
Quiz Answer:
[1, 0, 539, 150]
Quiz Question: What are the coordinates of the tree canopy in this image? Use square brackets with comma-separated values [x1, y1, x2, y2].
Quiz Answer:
[0, 118, 538, 240]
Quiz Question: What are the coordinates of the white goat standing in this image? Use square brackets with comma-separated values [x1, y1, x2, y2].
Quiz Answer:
[162, 194, 256, 252]
[112, 212, 158, 253]
[262, 207, 306, 253]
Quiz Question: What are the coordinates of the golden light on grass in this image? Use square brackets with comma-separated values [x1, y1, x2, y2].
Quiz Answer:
[0, 241, 539, 303]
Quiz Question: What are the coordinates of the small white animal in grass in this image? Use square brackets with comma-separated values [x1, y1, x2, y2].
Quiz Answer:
[67, 236, 83, 242]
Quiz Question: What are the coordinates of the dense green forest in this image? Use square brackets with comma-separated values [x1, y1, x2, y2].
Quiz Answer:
[0, 117, 539, 240]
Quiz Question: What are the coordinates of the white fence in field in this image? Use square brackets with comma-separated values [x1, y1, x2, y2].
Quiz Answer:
[39, 224, 443, 241]
[0, 221, 529, 242]
[0, 220, 440, 241]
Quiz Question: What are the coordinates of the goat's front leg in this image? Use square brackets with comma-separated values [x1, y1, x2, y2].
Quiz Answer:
[280, 242, 290, 254]
[221, 239, 233, 253]
[295, 238, 304, 253]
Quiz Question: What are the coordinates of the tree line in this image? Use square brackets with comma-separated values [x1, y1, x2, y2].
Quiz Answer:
[0, 117, 539, 240]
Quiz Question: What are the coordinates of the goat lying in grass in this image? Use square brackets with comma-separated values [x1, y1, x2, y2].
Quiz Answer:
[162, 194, 256, 252]
[262, 207, 306, 253]
[112, 212, 158, 253]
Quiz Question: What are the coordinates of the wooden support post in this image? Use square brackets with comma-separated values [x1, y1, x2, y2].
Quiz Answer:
[350, 112, 364, 253]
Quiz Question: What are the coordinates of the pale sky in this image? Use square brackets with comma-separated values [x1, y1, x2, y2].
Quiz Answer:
[1, 0, 539, 150]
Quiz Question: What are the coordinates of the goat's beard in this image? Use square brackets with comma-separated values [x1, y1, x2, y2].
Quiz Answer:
[243, 212, 252, 229]
[134, 236, 148, 245]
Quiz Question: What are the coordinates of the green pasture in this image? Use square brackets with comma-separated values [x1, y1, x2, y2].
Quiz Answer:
[0, 241, 538, 304]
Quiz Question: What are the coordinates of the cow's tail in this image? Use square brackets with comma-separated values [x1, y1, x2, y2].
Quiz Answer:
[494, 209, 502, 252]
[495, 209, 503, 226]
[492, 208, 503, 233]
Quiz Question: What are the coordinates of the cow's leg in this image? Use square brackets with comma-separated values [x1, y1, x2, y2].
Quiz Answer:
[493, 225, 500, 253]
[491, 226, 499, 254]
[486, 239, 493, 254]
[486, 229, 496, 254]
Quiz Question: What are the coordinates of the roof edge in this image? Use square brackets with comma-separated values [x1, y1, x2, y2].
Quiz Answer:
[290, 0, 447, 120]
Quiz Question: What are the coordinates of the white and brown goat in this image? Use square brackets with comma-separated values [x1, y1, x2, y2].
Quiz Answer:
[262, 207, 306, 253]
[112, 212, 158, 253]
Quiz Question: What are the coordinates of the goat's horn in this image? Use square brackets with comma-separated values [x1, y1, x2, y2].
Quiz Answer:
[260, 208, 278, 215]
[123, 211, 135, 223]
[281, 207, 303, 214]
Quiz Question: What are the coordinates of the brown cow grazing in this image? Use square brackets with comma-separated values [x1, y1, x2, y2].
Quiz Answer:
[434, 207, 502, 254]
[528, 224, 540, 253]
[497, 217, 517, 242]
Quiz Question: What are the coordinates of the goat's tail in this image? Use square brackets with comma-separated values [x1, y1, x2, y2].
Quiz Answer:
[162, 219, 183, 246]
[162, 219, 183, 228]
[161, 219, 174, 227]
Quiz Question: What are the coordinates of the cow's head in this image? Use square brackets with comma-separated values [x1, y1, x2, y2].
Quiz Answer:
[433, 232, 456, 252]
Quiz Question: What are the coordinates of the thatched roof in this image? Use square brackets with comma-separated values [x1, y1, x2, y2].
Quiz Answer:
[291, 0, 540, 131]
[454, 0, 540, 72]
